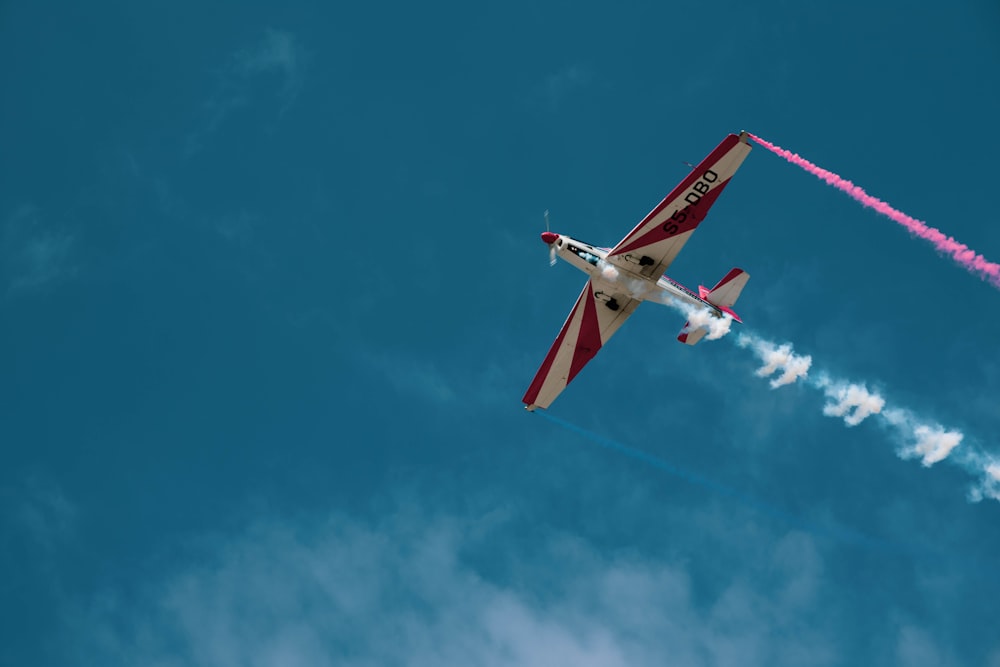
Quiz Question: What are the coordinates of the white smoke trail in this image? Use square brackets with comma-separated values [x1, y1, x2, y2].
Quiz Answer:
[681, 302, 733, 340]
[599, 261, 619, 283]
[735, 330, 998, 502]
[816, 377, 885, 427]
[593, 258, 999, 504]
[707, 319, 733, 340]
[736, 333, 812, 387]
[973, 461, 1000, 502]
[883, 408, 964, 466]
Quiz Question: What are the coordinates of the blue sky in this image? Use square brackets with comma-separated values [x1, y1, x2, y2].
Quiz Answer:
[2, 1, 1000, 665]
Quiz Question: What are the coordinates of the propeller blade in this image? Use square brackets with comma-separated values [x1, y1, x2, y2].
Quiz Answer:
[549, 244, 557, 266]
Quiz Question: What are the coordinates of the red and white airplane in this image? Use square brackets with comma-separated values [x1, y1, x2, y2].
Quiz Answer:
[523, 131, 753, 411]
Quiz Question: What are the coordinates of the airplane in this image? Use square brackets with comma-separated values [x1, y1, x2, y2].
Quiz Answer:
[523, 131, 753, 411]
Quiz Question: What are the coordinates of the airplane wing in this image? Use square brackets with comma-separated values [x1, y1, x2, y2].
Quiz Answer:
[523, 279, 640, 410]
[606, 132, 752, 278]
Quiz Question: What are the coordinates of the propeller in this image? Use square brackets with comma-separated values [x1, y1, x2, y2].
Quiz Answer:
[545, 210, 556, 266]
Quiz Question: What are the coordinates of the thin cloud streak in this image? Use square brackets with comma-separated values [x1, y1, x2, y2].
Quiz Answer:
[65, 508, 842, 667]
[2, 204, 77, 295]
[185, 29, 305, 157]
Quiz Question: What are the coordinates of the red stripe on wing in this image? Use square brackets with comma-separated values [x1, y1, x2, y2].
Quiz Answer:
[610, 133, 742, 255]
[567, 282, 603, 382]
[611, 178, 731, 256]
[521, 287, 588, 406]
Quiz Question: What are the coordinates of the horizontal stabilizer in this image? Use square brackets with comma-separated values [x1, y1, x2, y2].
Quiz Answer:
[677, 322, 708, 345]
[677, 322, 708, 346]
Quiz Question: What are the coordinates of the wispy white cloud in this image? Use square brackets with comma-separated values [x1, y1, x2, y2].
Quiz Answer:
[537, 65, 592, 111]
[373, 353, 457, 404]
[2, 204, 77, 295]
[234, 28, 304, 114]
[185, 29, 305, 156]
[962, 452, 1000, 503]
[981, 461, 1000, 501]
[895, 624, 960, 667]
[67, 509, 838, 667]
[3, 472, 77, 554]
[235, 29, 300, 78]
[213, 209, 260, 246]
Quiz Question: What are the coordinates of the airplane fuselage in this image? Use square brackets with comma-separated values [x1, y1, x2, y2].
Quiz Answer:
[551, 234, 724, 316]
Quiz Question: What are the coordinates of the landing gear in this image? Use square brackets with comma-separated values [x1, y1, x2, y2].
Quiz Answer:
[623, 254, 656, 267]
[594, 289, 621, 311]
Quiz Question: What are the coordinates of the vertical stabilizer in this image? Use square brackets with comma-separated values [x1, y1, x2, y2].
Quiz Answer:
[678, 267, 750, 345]
[702, 267, 749, 310]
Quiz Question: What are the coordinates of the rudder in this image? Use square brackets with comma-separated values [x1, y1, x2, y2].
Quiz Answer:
[700, 268, 749, 315]
[678, 267, 750, 345]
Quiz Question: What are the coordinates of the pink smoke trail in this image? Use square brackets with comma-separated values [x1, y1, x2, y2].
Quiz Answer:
[748, 133, 1000, 289]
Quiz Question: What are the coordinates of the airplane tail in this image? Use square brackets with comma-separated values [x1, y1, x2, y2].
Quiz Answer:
[677, 268, 750, 345]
